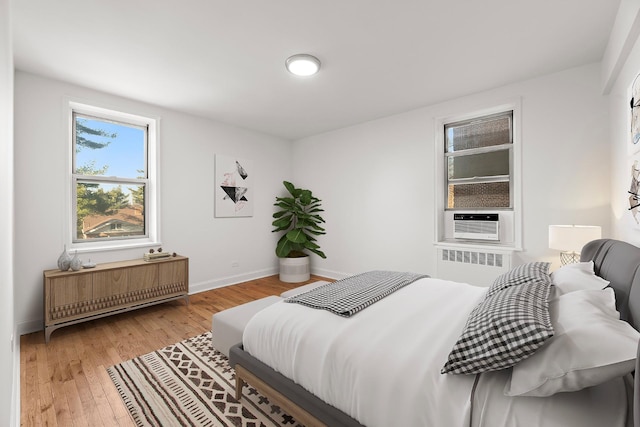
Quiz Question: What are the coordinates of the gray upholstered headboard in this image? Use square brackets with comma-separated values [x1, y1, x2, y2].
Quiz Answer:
[580, 239, 640, 330]
[580, 239, 640, 427]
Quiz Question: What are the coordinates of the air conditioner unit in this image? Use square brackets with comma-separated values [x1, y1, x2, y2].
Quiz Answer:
[453, 213, 499, 241]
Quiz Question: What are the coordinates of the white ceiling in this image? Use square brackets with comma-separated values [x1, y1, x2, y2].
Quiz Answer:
[12, 0, 621, 140]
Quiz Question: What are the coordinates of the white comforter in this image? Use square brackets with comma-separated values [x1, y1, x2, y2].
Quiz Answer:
[243, 277, 631, 427]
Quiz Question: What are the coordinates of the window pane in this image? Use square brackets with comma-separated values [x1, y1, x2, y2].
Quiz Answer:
[446, 112, 512, 153]
[74, 114, 146, 179]
[448, 150, 509, 180]
[448, 182, 510, 208]
[76, 181, 145, 240]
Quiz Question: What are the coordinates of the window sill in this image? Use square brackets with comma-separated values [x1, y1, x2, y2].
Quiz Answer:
[69, 239, 162, 254]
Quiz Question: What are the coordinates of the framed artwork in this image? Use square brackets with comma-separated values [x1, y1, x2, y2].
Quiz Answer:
[631, 73, 640, 151]
[628, 74, 640, 226]
[215, 155, 253, 217]
[629, 152, 640, 226]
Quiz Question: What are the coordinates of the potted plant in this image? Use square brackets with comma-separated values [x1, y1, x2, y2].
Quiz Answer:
[272, 181, 326, 282]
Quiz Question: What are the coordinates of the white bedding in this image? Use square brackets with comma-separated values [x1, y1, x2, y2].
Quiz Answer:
[243, 277, 631, 427]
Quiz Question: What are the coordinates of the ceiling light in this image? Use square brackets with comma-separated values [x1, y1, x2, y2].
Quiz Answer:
[285, 54, 320, 77]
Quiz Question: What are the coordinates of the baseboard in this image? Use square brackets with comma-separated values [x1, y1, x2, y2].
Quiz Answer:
[310, 267, 350, 280]
[189, 268, 278, 294]
[16, 319, 42, 337]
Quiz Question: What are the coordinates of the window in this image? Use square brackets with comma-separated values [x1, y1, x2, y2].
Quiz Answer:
[69, 102, 158, 249]
[444, 111, 513, 209]
[434, 102, 521, 249]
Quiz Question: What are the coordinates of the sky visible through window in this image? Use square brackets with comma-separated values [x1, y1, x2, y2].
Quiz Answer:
[75, 118, 145, 179]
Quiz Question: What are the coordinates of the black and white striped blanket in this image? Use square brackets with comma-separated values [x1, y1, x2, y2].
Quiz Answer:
[285, 270, 429, 317]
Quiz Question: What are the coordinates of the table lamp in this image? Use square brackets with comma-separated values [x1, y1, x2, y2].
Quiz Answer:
[548, 225, 601, 265]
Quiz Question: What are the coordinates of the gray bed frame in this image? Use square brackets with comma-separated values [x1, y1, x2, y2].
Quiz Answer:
[229, 238, 640, 427]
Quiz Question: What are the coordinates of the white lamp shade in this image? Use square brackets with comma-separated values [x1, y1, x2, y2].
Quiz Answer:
[548, 225, 602, 252]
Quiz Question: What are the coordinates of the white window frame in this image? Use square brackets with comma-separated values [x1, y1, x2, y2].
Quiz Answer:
[66, 101, 160, 252]
[444, 110, 513, 209]
[434, 99, 522, 250]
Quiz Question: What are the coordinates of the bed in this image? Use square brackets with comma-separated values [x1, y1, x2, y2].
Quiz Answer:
[229, 239, 640, 427]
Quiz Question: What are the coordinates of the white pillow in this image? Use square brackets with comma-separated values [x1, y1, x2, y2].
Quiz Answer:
[504, 288, 639, 397]
[551, 261, 609, 295]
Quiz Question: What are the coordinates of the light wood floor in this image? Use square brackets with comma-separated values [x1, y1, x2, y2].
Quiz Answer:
[20, 275, 329, 426]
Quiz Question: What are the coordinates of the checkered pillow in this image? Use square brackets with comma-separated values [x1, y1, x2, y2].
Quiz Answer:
[485, 262, 551, 299]
[441, 279, 553, 375]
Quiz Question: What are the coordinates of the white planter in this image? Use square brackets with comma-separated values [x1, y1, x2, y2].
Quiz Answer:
[279, 256, 310, 283]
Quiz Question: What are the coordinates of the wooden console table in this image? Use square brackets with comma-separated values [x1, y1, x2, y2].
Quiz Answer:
[43, 255, 189, 342]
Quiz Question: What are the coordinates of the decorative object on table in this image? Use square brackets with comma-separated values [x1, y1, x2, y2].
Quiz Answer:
[272, 181, 326, 282]
[548, 225, 601, 265]
[143, 247, 174, 261]
[82, 259, 96, 269]
[215, 154, 253, 218]
[70, 251, 82, 271]
[57, 244, 71, 271]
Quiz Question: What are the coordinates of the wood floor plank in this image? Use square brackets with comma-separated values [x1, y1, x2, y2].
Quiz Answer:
[81, 358, 122, 426]
[36, 381, 57, 427]
[21, 274, 329, 426]
[66, 332, 114, 427]
[20, 334, 39, 426]
[97, 363, 134, 426]
[61, 377, 92, 427]
[47, 361, 73, 427]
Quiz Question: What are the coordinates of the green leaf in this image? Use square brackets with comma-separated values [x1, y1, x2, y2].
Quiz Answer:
[283, 181, 296, 196]
[286, 229, 307, 243]
[308, 247, 327, 259]
[303, 240, 320, 250]
[307, 229, 326, 236]
[275, 236, 293, 257]
[296, 218, 316, 228]
[274, 198, 295, 209]
[299, 190, 312, 205]
[272, 216, 292, 229]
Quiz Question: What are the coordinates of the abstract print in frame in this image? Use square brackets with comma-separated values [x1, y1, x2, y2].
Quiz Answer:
[215, 155, 253, 217]
[629, 152, 640, 226]
[632, 73, 640, 150]
[629, 73, 640, 226]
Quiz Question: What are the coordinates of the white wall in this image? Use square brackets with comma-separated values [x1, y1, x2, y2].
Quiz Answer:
[293, 63, 611, 279]
[14, 71, 292, 334]
[0, 0, 16, 424]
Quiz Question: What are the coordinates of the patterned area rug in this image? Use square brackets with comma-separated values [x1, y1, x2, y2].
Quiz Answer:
[107, 332, 301, 427]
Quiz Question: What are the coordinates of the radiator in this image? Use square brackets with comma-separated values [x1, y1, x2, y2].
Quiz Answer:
[436, 246, 512, 287]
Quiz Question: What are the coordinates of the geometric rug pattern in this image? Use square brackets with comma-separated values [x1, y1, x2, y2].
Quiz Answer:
[107, 332, 302, 427]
